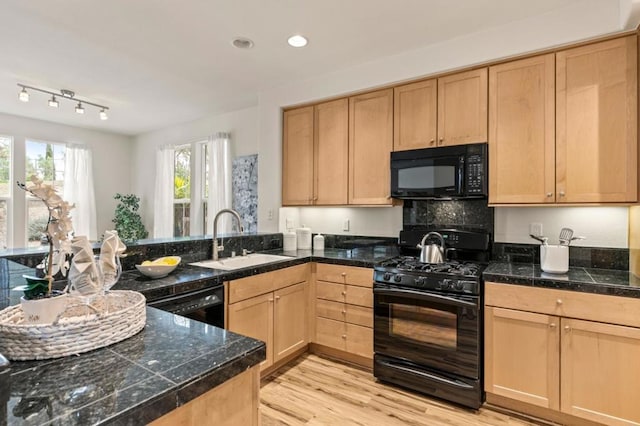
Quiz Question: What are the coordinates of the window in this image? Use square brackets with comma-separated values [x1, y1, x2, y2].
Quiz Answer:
[173, 145, 191, 237]
[0, 136, 11, 249]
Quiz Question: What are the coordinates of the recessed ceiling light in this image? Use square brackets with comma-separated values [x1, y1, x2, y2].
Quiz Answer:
[231, 37, 254, 49]
[287, 35, 308, 48]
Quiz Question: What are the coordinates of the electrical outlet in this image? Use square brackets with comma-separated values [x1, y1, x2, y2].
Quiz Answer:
[268, 209, 273, 220]
[286, 218, 294, 229]
[343, 219, 350, 231]
[530, 222, 543, 236]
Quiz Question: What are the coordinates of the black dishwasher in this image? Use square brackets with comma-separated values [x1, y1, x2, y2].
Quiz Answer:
[147, 285, 225, 328]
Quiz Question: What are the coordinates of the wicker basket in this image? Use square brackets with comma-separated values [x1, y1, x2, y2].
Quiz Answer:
[0, 290, 146, 361]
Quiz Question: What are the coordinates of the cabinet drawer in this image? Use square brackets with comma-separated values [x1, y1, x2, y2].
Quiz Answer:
[345, 285, 372, 308]
[346, 323, 373, 359]
[486, 282, 640, 328]
[316, 299, 346, 322]
[316, 299, 373, 327]
[345, 304, 373, 328]
[229, 264, 309, 304]
[315, 317, 346, 351]
[315, 263, 373, 287]
[316, 281, 346, 302]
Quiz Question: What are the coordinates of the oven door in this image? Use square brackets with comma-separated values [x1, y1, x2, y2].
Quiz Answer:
[390, 150, 464, 199]
[374, 285, 480, 379]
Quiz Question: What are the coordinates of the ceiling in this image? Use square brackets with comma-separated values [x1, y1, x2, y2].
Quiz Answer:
[0, 0, 613, 136]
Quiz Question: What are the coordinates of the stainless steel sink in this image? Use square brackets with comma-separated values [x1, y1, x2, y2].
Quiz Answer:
[190, 254, 293, 271]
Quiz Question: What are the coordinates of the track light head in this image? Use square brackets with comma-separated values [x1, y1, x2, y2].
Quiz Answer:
[19, 87, 29, 102]
[48, 95, 59, 108]
[75, 102, 85, 114]
[99, 108, 108, 120]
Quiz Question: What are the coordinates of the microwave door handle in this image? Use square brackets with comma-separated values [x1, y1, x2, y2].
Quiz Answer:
[373, 288, 476, 308]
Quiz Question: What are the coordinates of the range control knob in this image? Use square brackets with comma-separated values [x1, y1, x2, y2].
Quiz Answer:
[454, 281, 464, 291]
[383, 273, 391, 281]
[394, 275, 402, 283]
[415, 277, 426, 287]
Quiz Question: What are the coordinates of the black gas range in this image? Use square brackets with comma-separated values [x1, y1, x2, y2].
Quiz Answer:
[373, 228, 489, 409]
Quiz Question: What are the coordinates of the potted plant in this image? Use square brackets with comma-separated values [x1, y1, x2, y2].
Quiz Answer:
[112, 193, 148, 242]
[14, 176, 74, 324]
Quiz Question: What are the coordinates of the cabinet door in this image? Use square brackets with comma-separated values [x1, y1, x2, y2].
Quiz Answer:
[556, 36, 637, 203]
[282, 106, 314, 205]
[393, 79, 437, 151]
[484, 307, 560, 410]
[488, 54, 556, 204]
[314, 98, 349, 205]
[437, 68, 488, 146]
[228, 293, 274, 371]
[349, 89, 394, 205]
[273, 282, 308, 362]
[561, 318, 640, 425]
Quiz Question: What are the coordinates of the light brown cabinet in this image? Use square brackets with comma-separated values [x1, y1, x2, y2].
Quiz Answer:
[489, 35, 638, 205]
[282, 91, 392, 206]
[282, 106, 314, 205]
[314, 263, 374, 360]
[485, 282, 640, 425]
[227, 264, 310, 373]
[349, 89, 394, 205]
[393, 68, 487, 151]
[488, 54, 556, 204]
[556, 36, 637, 203]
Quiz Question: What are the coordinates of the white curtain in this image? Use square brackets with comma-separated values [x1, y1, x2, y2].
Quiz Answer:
[153, 146, 175, 238]
[64, 144, 97, 240]
[207, 132, 232, 235]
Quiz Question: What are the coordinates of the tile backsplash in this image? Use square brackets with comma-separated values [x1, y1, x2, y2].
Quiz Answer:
[403, 199, 494, 236]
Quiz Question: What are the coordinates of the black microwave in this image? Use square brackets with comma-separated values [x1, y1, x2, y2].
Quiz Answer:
[390, 143, 488, 199]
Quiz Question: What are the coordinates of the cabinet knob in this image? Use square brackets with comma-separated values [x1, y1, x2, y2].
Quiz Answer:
[341, 310, 346, 315]
[549, 323, 556, 328]
[341, 335, 347, 339]
[268, 299, 274, 303]
[546, 192, 553, 198]
[559, 191, 565, 197]
[341, 272, 347, 277]
[341, 291, 347, 296]
[313, 197, 318, 201]
[556, 299, 563, 305]
[275, 296, 281, 300]
[564, 325, 571, 331]
[438, 138, 444, 145]
[430, 139, 435, 145]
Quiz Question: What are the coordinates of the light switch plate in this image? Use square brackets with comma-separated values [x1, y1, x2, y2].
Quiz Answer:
[530, 222, 543, 236]
[343, 219, 350, 231]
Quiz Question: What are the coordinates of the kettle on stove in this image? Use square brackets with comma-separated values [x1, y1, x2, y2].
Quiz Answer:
[417, 232, 446, 264]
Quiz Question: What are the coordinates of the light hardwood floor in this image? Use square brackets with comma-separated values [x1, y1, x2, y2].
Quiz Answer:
[260, 354, 543, 426]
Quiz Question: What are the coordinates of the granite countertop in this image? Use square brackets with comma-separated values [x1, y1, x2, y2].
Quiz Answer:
[112, 246, 399, 303]
[1, 307, 265, 425]
[484, 262, 640, 298]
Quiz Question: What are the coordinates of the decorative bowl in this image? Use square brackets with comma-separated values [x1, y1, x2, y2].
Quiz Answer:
[135, 256, 181, 279]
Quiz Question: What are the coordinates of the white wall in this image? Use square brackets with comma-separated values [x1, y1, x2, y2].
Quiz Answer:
[0, 112, 133, 244]
[132, 106, 259, 231]
[256, 1, 629, 246]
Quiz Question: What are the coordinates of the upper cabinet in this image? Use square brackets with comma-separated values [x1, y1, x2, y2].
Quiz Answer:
[349, 89, 394, 205]
[393, 68, 488, 151]
[282, 106, 314, 205]
[489, 54, 556, 204]
[489, 35, 638, 205]
[282, 90, 393, 206]
[556, 36, 637, 203]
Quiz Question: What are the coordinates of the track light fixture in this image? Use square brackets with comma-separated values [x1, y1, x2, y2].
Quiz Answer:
[17, 84, 109, 120]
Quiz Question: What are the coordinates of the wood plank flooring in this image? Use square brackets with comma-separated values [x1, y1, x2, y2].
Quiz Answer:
[260, 354, 543, 426]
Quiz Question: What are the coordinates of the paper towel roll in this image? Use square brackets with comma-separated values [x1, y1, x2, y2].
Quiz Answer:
[313, 234, 325, 251]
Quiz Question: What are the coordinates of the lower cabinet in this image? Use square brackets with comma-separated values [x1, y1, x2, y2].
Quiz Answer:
[313, 263, 374, 361]
[227, 265, 309, 373]
[485, 282, 640, 426]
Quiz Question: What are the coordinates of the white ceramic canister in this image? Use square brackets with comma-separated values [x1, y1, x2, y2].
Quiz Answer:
[296, 226, 312, 250]
[283, 231, 297, 251]
[540, 244, 569, 274]
[313, 234, 325, 251]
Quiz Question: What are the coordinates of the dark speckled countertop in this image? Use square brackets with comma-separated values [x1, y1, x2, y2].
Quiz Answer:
[2, 308, 265, 425]
[484, 262, 640, 298]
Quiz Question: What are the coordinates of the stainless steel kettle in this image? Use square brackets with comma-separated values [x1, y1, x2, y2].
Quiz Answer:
[417, 232, 446, 264]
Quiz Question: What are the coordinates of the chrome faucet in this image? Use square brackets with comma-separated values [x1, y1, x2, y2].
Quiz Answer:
[212, 209, 244, 260]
